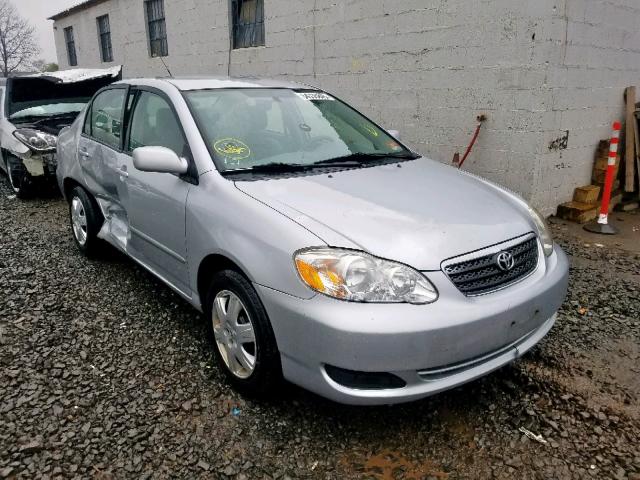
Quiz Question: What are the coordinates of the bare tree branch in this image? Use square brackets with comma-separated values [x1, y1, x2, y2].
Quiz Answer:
[0, 0, 39, 77]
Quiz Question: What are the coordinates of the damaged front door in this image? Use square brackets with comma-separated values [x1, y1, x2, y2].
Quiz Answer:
[79, 86, 129, 248]
[121, 89, 191, 295]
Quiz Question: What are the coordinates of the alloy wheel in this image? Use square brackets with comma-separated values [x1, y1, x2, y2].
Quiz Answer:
[212, 290, 257, 379]
[71, 196, 88, 245]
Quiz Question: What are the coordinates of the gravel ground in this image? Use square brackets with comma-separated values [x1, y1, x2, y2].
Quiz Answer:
[0, 177, 639, 480]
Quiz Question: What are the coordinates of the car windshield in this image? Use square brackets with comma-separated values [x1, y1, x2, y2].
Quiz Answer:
[184, 88, 412, 172]
[10, 100, 89, 120]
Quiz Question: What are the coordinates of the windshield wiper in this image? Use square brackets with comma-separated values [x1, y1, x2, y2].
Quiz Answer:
[223, 162, 313, 174]
[312, 151, 419, 166]
[9, 114, 47, 122]
[10, 112, 79, 123]
[223, 152, 420, 176]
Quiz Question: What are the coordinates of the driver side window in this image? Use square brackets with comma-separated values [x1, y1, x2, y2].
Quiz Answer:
[128, 91, 187, 157]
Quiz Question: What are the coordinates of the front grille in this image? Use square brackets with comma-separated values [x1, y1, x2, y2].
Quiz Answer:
[443, 236, 539, 295]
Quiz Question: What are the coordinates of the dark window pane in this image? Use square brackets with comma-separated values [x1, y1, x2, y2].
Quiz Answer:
[64, 27, 77, 66]
[145, 0, 168, 56]
[97, 15, 113, 62]
[232, 0, 265, 49]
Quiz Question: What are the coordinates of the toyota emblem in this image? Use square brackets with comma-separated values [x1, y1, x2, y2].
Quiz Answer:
[495, 251, 515, 271]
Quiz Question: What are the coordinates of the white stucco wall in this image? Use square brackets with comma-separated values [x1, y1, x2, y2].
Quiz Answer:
[52, 0, 640, 215]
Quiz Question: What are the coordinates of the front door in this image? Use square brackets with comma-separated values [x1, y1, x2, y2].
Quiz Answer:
[120, 89, 192, 295]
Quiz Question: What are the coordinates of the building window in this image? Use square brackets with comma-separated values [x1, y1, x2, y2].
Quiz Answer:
[64, 26, 77, 66]
[232, 0, 265, 49]
[145, 0, 168, 57]
[96, 15, 113, 63]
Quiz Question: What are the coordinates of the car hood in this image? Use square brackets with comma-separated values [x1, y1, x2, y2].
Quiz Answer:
[234, 158, 535, 270]
[6, 66, 123, 119]
[23, 65, 122, 84]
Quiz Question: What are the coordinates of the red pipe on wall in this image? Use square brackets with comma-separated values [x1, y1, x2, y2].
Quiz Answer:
[455, 114, 487, 169]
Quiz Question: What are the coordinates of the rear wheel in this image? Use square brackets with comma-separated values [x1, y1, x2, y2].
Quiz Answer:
[5, 156, 33, 199]
[205, 270, 282, 397]
[68, 186, 104, 257]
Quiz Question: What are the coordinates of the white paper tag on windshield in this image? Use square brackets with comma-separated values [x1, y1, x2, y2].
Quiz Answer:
[296, 91, 335, 101]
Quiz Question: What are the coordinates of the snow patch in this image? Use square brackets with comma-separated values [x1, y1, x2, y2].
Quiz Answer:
[27, 66, 122, 84]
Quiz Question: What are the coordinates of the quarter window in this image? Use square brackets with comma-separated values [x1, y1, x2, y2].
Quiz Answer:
[128, 91, 186, 157]
[145, 0, 168, 57]
[88, 89, 127, 150]
[64, 27, 77, 66]
[97, 15, 113, 63]
[232, 0, 265, 49]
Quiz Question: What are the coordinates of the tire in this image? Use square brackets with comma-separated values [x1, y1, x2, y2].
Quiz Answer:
[68, 186, 104, 257]
[5, 156, 33, 199]
[205, 269, 282, 397]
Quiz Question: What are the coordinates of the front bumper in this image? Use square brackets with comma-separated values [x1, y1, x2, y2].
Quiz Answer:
[21, 153, 57, 177]
[256, 244, 569, 405]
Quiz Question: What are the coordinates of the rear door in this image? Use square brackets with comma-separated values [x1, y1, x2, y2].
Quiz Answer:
[79, 86, 129, 247]
[120, 88, 193, 295]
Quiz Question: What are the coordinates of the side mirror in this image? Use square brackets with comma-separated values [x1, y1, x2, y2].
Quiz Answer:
[387, 129, 401, 140]
[132, 146, 188, 174]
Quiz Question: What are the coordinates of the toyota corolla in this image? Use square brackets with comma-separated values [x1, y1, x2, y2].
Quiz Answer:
[56, 77, 569, 405]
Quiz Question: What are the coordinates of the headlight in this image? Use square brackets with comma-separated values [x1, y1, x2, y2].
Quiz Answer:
[527, 206, 554, 257]
[13, 129, 57, 152]
[294, 248, 438, 304]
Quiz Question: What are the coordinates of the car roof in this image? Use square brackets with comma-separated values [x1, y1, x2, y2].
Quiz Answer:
[120, 76, 313, 92]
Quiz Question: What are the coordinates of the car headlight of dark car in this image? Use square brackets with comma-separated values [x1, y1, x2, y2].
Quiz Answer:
[13, 128, 58, 152]
[295, 248, 438, 304]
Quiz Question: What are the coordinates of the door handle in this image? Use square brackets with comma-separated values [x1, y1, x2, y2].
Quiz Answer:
[79, 148, 89, 158]
[117, 166, 129, 178]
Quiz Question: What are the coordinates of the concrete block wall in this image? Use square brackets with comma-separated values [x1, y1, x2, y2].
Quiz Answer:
[228, 0, 559, 206]
[53, 0, 229, 77]
[529, 0, 640, 211]
[52, 0, 640, 214]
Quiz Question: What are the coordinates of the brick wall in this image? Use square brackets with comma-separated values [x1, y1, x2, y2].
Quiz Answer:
[52, 0, 640, 214]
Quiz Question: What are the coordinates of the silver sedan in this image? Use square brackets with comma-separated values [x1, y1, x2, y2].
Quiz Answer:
[56, 77, 569, 405]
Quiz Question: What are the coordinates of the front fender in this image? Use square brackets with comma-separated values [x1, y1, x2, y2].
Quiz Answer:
[186, 172, 325, 308]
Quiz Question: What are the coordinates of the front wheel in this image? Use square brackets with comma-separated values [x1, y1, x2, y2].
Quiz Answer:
[68, 186, 104, 257]
[5, 156, 33, 199]
[205, 270, 282, 397]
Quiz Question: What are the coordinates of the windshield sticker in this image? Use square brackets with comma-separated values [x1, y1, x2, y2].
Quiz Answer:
[296, 92, 335, 102]
[213, 138, 251, 162]
[362, 124, 380, 137]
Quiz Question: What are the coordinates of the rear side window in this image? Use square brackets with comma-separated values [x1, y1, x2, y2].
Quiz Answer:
[87, 89, 126, 149]
[128, 91, 186, 156]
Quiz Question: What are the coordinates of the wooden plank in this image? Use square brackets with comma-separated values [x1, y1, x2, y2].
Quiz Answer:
[573, 185, 601, 204]
[557, 201, 598, 224]
[624, 86, 636, 192]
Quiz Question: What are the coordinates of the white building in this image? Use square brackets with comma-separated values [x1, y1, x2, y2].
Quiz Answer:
[50, 0, 640, 214]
